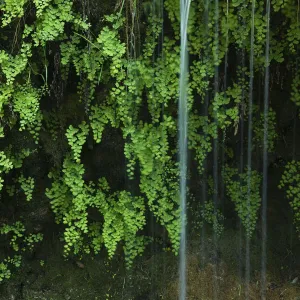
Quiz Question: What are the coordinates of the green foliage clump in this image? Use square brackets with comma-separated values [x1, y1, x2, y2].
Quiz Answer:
[43, 109, 62, 141]
[200, 200, 225, 238]
[0, 151, 13, 174]
[0, 221, 43, 282]
[124, 121, 172, 178]
[18, 174, 35, 201]
[13, 84, 43, 142]
[188, 77, 246, 174]
[31, 0, 77, 46]
[140, 160, 181, 253]
[279, 160, 300, 234]
[90, 105, 117, 143]
[253, 107, 278, 152]
[6, 184, 16, 197]
[290, 70, 300, 112]
[46, 155, 146, 266]
[0, 255, 21, 282]
[4, 146, 33, 169]
[24, 233, 43, 250]
[1, 0, 28, 26]
[0, 221, 25, 252]
[0, 43, 31, 85]
[1, 0, 300, 275]
[123, 118, 181, 253]
[65, 122, 89, 163]
[223, 166, 262, 238]
[101, 191, 146, 267]
[188, 113, 217, 173]
[0, 151, 13, 191]
[188, 190, 224, 238]
[211, 90, 240, 131]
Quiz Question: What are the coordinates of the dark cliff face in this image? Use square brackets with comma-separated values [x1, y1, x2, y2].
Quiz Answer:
[81, 126, 127, 191]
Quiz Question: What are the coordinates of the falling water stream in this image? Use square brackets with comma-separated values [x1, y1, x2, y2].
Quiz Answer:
[199, 1, 211, 290]
[179, 0, 191, 299]
[151, 0, 166, 293]
[240, 47, 245, 286]
[261, 0, 271, 298]
[212, 0, 220, 297]
[245, 0, 256, 297]
[220, 0, 229, 223]
[177, 0, 271, 298]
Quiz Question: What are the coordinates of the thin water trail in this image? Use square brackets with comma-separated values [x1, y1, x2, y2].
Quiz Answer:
[200, 0, 210, 275]
[220, 0, 229, 226]
[261, 0, 271, 298]
[224, 0, 229, 91]
[150, 0, 160, 292]
[200, 82, 209, 300]
[124, 3, 138, 298]
[212, 112, 219, 300]
[212, 0, 220, 298]
[288, 108, 297, 279]
[289, 105, 298, 276]
[199, 5, 211, 299]
[179, 1, 191, 299]
[159, 0, 166, 279]
[289, 13, 299, 282]
[293, 51, 298, 161]
[150, 7, 155, 282]
[239, 48, 245, 284]
[289, 62, 298, 279]
[245, 0, 255, 298]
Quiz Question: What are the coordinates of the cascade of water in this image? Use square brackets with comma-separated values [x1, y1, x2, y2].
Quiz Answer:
[261, 0, 271, 298]
[179, 0, 191, 299]
[245, 0, 255, 297]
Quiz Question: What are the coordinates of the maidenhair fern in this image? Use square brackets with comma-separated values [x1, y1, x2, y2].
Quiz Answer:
[0, 222, 43, 282]
[0, 0, 300, 272]
[223, 166, 262, 238]
[279, 161, 300, 234]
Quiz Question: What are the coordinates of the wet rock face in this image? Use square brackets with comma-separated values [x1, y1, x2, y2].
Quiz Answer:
[82, 127, 127, 191]
[29, 207, 50, 222]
